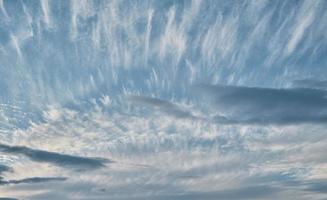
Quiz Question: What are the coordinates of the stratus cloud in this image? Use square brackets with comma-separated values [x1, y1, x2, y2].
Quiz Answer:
[127, 95, 195, 119]
[0, 165, 12, 183]
[196, 84, 327, 124]
[0, 144, 112, 170]
[0, 177, 67, 186]
[0, 165, 12, 175]
[147, 185, 278, 200]
[292, 79, 327, 90]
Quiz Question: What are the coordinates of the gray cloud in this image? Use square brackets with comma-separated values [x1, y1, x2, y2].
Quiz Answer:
[84, 185, 279, 200]
[159, 185, 278, 200]
[196, 84, 327, 124]
[0, 144, 112, 170]
[0, 177, 67, 186]
[127, 96, 196, 119]
[302, 180, 327, 194]
[292, 79, 327, 90]
[0, 164, 13, 183]
[0, 198, 19, 200]
[0, 165, 12, 175]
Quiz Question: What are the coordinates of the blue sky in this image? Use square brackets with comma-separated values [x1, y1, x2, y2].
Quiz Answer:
[0, 0, 327, 199]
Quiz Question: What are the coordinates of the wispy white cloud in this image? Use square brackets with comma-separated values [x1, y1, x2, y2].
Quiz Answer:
[0, 0, 8, 20]
[285, 0, 317, 56]
[9, 34, 23, 62]
[159, 6, 186, 67]
[40, 0, 52, 28]
[144, 9, 154, 67]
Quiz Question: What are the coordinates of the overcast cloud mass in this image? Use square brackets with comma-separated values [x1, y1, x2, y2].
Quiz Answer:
[0, 0, 327, 199]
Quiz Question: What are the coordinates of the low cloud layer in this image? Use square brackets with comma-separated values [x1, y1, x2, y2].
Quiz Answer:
[292, 79, 327, 90]
[0, 144, 111, 170]
[196, 84, 327, 124]
[0, 165, 12, 175]
[127, 95, 195, 119]
[0, 177, 67, 186]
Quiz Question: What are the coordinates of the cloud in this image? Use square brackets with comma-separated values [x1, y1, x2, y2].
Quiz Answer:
[0, 165, 12, 175]
[0, 198, 19, 200]
[127, 95, 196, 119]
[156, 185, 278, 200]
[0, 1, 326, 199]
[196, 84, 327, 124]
[292, 79, 327, 90]
[0, 144, 112, 170]
[0, 177, 67, 186]
[79, 185, 279, 200]
[285, 0, 317, 55]
[0, 165, 13, 182]
[304, 180, 327, 194]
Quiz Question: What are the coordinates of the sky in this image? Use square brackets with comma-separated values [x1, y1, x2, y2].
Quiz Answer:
[0, 0, 327, 199]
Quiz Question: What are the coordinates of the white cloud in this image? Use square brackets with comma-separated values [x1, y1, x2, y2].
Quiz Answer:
[286, 0, 317, 55]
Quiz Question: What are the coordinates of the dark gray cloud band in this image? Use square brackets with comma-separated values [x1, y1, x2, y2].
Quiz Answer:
[127, 95, 195, 119]
[292, 79, 327, 90]
[0, 144, 112, 170]
[196, 84, 327, 124]
[0, 177, 67, 186]
[0, 165, 12, 175]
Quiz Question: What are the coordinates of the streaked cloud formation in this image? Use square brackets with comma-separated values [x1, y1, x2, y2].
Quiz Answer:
[0, 0, 327, 199]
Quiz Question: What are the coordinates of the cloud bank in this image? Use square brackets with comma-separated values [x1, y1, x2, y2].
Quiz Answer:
[0, 144, 111, 170]
[0, 177, 67, 186]
[196, 84, 327, 124]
